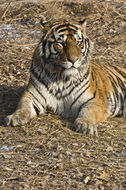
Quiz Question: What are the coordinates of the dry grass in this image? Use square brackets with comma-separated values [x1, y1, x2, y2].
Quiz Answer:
[0, 0, 126, 189]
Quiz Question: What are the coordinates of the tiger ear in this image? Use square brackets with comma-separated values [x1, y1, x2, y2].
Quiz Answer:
[79, 18, 86, 34]
[40, 20, 48, 27]
[40, 19, 49, 34]
[40, 15, 48, 27]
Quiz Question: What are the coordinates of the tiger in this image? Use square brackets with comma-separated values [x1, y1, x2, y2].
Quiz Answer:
[5, 19, 126, 135]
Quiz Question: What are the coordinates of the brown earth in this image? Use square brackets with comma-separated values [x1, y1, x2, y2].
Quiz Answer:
[0, 0, 126, 189]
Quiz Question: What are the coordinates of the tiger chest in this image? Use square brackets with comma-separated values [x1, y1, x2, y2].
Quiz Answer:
[45, 80, 91, 118]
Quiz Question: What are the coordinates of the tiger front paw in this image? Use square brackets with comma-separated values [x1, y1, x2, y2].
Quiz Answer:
[5, 109, 31, 127]
[73, 119, 98, 136]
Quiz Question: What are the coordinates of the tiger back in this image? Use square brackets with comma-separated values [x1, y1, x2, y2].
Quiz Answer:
[5, 19, 126, 135]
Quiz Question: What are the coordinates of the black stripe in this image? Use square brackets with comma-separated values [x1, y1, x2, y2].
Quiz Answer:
[42, 40, 47, 55]
[58, 28, 67, 33]
[51, 33, 56, 41]
[27, 89, 45, 110]
[105, 67, 125, 115]
[106, 65, 125, 93]
[33, 103, 40, 116]
[52, 84, 76, 100]
[104, 66, 118, 85]
[83, 38, 90, 59]
[105, 65, 122, 81]
[54, 71, 89, 100]
[64, 70, 89, 97]
[64, 81, 73, 90]
[78, 91, 96, 113]
[56, 24, 68, 30]
[69, 24, 78, 30]
[109, 77, 119, 101]
[119, 92, 124, 115]
[70, 85, 90, 108]
[56, 24, 78, 31]
[48, 41, 52, 53]
[91, 72, 95, 81]
[116, 76, 125, 92]
[31, 67, 48, 89]
[30, 78, 47, 103]
[48, 42, 53, 58]
[75, 80, 89, 94]
[58, 28, 77, 33]
[112, 65, 126, 79]
[108, 65, 126, 92]
[111, 92, 117, 115]
[57, 82, 83, 99]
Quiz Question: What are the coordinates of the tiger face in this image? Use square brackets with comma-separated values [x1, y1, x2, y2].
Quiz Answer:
[41, 20, 91, 76]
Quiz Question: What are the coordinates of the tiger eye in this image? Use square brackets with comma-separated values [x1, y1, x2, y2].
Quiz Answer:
[54, 42, 63, 52]
[78, 41, 84, 49]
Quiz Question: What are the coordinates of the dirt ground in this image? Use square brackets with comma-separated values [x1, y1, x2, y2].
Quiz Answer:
[0, 0, 126, 189]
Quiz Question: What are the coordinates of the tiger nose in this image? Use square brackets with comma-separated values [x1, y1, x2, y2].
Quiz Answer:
[67, 57, 78, 64]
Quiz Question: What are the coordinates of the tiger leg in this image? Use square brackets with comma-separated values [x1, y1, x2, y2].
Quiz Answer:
[5, 90, 44, 126]
[73, 103, 109, 136]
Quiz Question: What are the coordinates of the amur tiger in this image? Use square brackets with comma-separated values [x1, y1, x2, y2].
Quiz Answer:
[5, 19, 126, 135]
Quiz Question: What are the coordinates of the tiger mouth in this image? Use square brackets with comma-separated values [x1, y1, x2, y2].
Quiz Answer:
[61, 61, 81, 69]
[63, 67, 79, 76]
[54, 63, 80, 76]
[56, 64, 79, 72]
[56, 62, 80, 70]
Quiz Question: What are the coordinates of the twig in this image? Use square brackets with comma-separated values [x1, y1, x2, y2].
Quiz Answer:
[1, 1, 13, 21]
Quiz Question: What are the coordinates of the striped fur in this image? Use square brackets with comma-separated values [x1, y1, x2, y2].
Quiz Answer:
[5, 19, 126, 135]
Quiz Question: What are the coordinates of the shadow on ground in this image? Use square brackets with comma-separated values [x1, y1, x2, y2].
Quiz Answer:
[0, 85, 24, 125]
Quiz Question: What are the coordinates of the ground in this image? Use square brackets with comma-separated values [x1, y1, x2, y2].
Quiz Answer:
[0, 0, 126, 189]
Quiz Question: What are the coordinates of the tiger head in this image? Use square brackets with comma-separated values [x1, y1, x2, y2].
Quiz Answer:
[39, 19, 92, 77]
